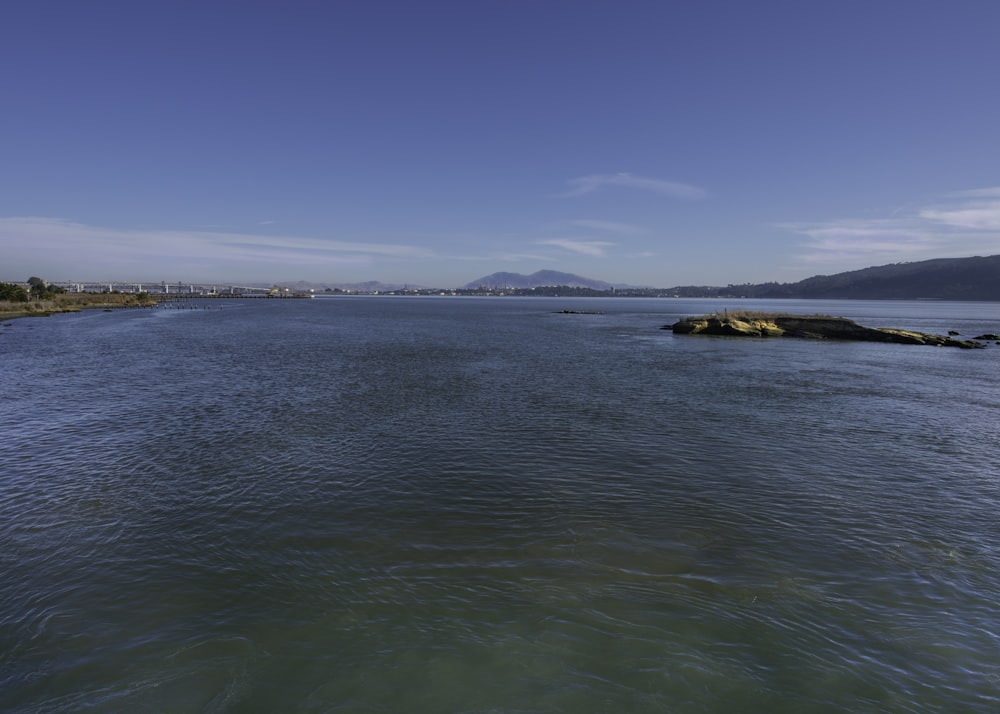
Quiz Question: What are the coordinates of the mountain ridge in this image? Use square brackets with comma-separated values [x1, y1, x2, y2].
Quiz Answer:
[464, 255, 1000, 300]
[232, 254, 1000, 299]
[721, 254, 1000, 301]
[464, 270, 615, 290]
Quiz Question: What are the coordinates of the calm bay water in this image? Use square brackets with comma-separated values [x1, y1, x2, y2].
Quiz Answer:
[2, 296, 999, 713]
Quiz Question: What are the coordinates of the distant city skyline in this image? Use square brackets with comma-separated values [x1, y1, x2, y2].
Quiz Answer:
[4, 1, 999, 288]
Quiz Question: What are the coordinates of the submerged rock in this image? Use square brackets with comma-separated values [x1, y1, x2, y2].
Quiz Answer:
[973, 333, 1000, 341]
[667, 313, 986, 349]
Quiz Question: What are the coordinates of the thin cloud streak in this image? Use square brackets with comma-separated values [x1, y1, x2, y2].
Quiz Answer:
[0, 217, 434, 280]
[556, 173, 706, 200]
[918, 188, 1000, 230]
[951, 187, 1000, 199]
[539, 239, 615, 256]
[452, 252, 554, 263]
[920, 207, 1000, 230]
[564, 219, 645, 235]
[782, 187, 1000, 269]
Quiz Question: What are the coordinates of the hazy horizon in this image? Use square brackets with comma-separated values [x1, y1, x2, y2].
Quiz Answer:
[4, 2, 999, 287]
[5, 253, 999, 293]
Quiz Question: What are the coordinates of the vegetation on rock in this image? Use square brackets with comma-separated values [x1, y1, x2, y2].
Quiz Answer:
[668, 312, 986, 348]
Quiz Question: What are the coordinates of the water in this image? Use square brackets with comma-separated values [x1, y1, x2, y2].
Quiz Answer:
[2, 297, 999, 713]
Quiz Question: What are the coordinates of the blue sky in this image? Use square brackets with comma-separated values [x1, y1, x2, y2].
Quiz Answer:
[3, 0, 999, 287]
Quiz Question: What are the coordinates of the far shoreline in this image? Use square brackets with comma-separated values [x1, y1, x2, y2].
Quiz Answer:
[0, 293, 159, 321]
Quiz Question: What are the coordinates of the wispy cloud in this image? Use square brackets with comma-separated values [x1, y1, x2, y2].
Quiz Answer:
[782, 187, 1000, 268]
[0, 217, 433, 280]
[560, 219, 645, 235]
[496, 252, 554, 262]
[780, 219, 936, 267]
[556, 173, 706, 200]
[918, 188, 1000, 230]
[950, 187, 1000, 199]
[539, 239, 615, 256]
[453, 251, 554, 263]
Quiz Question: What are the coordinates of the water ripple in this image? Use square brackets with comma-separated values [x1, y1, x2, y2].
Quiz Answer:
[2, 298, 999, 712]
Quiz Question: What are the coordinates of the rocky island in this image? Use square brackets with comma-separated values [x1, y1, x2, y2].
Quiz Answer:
[667, 312, 987, 348]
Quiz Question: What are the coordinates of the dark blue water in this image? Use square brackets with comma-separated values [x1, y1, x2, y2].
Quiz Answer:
[2, 297, 999, 712]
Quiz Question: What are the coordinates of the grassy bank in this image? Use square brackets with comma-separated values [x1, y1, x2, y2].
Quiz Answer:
[0, 293, 158, 320]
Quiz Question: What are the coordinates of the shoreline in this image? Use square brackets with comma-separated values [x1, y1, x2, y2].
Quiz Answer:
[0, 294, 158, 321]
[0, 292, 317, 321]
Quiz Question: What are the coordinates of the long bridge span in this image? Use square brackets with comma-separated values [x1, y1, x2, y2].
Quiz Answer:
[53, 281, 280, 296]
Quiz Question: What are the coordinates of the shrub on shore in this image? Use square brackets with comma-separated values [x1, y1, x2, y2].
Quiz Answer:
[0, 291, 157, 317]
[0, 282, 30, 302]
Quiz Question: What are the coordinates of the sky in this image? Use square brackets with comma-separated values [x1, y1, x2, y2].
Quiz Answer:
[3, 0, 1000, 288]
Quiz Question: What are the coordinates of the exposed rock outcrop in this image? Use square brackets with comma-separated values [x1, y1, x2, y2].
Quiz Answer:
[667, 313, 986, 348]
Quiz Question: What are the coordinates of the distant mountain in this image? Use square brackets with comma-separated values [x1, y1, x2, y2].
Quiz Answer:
[263, 280, 421, 292]
[727, 255, 1000, 301]
[464, 270, 614, 290]
[273, 253, 1000, 299]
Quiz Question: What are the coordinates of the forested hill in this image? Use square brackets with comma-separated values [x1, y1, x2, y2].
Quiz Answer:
[722, 255, 1000, 301]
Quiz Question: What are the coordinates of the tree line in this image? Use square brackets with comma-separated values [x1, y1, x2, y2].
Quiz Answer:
[0, 277, 67, 302]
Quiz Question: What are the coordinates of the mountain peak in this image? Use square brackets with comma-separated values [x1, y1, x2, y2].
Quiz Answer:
[464, 270, 613, 290]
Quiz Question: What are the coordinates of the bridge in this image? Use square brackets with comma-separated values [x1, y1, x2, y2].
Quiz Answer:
[52, 281, 280, 296]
